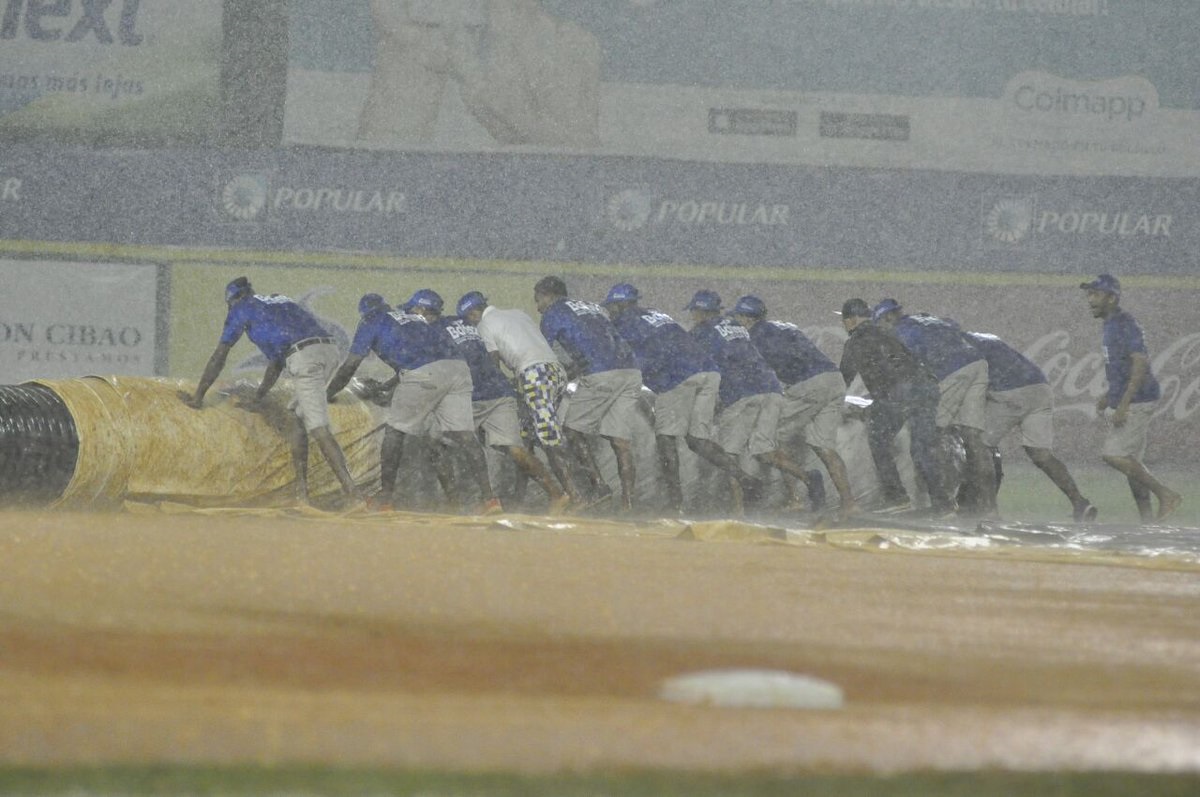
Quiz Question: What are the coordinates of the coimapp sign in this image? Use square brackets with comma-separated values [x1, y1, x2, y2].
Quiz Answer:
[0, 259, 160, 382]
[283, 0, 1200, 176]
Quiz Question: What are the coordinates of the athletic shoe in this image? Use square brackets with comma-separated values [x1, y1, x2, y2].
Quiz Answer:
[481, 497, 504, 516]
[806, 470, 826, 513]
[1072, 500, 1098, 522]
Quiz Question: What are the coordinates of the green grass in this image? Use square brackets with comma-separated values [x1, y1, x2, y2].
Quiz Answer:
[994, 461, 1197, 527]
[1, 767, 1199, 797]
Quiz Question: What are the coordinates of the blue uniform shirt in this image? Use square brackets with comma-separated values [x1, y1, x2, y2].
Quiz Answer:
[966, 332, 1047, 392]
[609, 305, 717, 393]
[690, 316, 781, 406]
[349, 308, 462, 373]
[437, 315, 514, 402]
[748, 319, 838, 386]
[219, 294, 331, 363]
[1101, 309, 1161, 406]
[540, 298, 637, 376]
[892, 313, 984, 381]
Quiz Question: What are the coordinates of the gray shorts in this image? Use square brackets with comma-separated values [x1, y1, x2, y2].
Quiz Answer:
[1101, 400, 1155, 460]
[654, 371, 719, 439]
[285, 341, 341, 432]
[474, 395, 523, 448]
[779, 370, 844, 452]
[562, 368, 642, 439]
[717, 391, 782, 457]
[937, 359, 988, 431]
[386, 359, 474, 435]
[984, 382, 1053, 449]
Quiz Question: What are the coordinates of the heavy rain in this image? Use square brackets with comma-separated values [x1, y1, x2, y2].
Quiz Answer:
[1, 1, 1199, 792]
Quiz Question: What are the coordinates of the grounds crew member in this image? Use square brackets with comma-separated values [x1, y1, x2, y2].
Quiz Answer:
[603, 282, 760, 515]
[404, 288, 570, 514]
[457, 289, 584, 506]
[685, 289, 820, 513]
[182, 277, 363, 508]
[965, 330, 1097, 522]
[873, 298, 994, 517]
[732, 294, 857, 520]
[1080, 274, 1181, 521]
[838, 298, 955, 517]
[327, 293, 502, 515]
[535, 275, 643, 513]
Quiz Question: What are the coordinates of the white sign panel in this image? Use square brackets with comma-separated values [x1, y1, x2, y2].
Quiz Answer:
[0, 259, 159, 382]
[0, 0, 223, 144]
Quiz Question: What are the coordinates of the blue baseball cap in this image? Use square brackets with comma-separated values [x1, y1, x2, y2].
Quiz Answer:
[602, 283, 640, 305]
[731, 295, 767, 318]
[872, 298, 902, 322]
[403, 288, 444, 313]
[358, 292, 389, 316]
[225, 276, 251, 303]
[684, 289, 722, 312]
[1079, 273, 1120, 296]
[456, 290, 488, 317]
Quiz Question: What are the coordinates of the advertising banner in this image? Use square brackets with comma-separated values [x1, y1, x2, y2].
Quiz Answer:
[0, 0, 223, 145]
[3, 145, 1197, 275]
[284, 0, 1200, 176]
[0, 258, 161, 382]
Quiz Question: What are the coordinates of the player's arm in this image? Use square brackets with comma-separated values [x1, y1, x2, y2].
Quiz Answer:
[1113, 351, 1149, 426]
[326, 354, 366, 402]
[183, 342, 233, 408]
[254, 359, 286, 401]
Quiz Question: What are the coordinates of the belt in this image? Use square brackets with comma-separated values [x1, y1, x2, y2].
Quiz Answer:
[285, 336, 334, 358]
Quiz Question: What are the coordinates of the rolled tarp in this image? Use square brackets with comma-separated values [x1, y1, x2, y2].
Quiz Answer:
[8, 376, 383, 509]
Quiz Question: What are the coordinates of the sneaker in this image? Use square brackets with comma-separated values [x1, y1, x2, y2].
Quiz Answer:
[1072, 500, 1098, 522]
[806, 470, 826, 513]
[481, 497, 504, 516]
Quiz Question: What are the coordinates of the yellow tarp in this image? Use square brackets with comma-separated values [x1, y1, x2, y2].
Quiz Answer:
[35, 376, 383, 509]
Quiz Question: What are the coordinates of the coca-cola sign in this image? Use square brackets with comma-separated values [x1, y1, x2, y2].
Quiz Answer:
[1028, 331, 1200, 422]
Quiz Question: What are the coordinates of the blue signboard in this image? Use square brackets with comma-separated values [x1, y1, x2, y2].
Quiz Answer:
[1, 145, 1196, 275]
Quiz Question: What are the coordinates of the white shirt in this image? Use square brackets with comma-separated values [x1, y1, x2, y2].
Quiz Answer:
[477, 305, 557, 373]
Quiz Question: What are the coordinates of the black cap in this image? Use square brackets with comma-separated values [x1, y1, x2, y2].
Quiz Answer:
[534, 275, 568, 298]
[839, 298, 871, 318]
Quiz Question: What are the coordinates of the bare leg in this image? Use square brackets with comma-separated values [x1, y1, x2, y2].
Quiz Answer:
[1025, 446, 1093, 518]
[813, 445, 858, 518]
[379, 426, 406, 505]
[507, 444, 567, 503]
[565, 428, 608, 499]
[447, 430, 497, 504]
[606, 435, 636, 511]
[310, 425, 362, 499]
[289, 416, 309, 505]
[1103, 454, 1181, 521]
[544, 445, 584, 503]
[656, 434, 684, 512]
[957, 426, 996, 515]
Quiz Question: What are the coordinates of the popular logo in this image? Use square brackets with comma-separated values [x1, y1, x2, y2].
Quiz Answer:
[984, 197, 1035, 244]
[983, 194, 1173, 246]
[219, 174, 269, 222]
[605, 188, 789, 231]
[607, 189, 655, 232]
